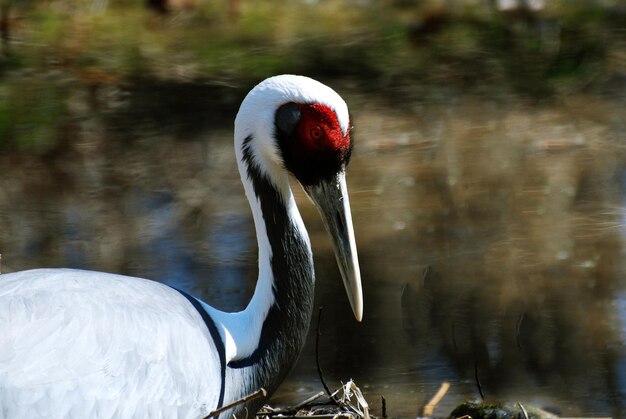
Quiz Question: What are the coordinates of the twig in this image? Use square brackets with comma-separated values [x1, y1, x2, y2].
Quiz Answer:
[422, 382, 450, 416]
[260, 391, 326, 416]
[517, 402, 530, 419]
[260, 381, 372, 419]
[334, 380, 369, 419]
[206, 388, 267, 418]
[315, 306, 333, 398]
[266, 415, 353, 419]
[292, 391, 326, 411]
[381, 396, 387, 418]
[474, 361, 485, 400]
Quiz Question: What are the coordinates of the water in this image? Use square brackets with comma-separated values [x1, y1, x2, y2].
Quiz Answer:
[275, 94, 626, 417]
[0, 86, 624, 417]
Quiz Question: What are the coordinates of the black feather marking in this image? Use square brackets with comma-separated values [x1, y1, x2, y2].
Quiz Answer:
[175, 288, 226, 409]
[228, 136, 315, 400]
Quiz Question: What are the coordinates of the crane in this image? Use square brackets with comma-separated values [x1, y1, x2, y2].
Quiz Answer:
[0, 74, 363, 419]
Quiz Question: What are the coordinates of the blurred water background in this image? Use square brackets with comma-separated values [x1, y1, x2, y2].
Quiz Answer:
[0, 0, 625, 417]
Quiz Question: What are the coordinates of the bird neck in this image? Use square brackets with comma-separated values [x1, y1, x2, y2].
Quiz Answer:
[208, 135, 316, 404]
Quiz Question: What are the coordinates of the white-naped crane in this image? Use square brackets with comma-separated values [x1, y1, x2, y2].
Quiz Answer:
[0, 75, 363, 419]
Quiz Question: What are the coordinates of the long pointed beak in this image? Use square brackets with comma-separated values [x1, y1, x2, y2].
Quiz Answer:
[303, 171, 363, 322]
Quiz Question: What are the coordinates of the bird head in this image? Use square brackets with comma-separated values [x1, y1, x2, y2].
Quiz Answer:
[235, 75, 363, 321]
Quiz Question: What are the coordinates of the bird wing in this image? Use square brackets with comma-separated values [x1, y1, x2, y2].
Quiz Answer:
[0, 269, 221, 419]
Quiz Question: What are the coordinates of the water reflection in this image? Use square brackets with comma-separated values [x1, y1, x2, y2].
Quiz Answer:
[277, 94, 626, 417]
[0, 84, 624, 417]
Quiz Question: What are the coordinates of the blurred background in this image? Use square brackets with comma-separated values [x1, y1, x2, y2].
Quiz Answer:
[0, 0, 625, 417]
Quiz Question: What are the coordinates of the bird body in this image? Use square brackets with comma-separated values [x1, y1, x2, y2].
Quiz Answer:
[0, 75, 362, 418]
[0, 269, 221, 419]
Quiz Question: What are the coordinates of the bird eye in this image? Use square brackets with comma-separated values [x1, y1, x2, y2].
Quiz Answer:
[310, 126, 323, 141]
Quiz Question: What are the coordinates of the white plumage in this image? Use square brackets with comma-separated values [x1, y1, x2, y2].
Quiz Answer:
[0, 75, 362, 419]
[0, 269, 220, 419]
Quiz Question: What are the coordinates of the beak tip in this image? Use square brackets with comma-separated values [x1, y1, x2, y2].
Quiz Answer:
[309, 172, 364, 323]
[351, 298, 363, 322]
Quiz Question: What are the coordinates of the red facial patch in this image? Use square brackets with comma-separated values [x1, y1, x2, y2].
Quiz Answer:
[295, 104, 350, 158]
[275, 102, 352, 185]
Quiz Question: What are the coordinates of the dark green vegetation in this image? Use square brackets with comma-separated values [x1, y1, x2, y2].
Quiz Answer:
[450, 400, 558, 419]
[0, 0, 624, 151]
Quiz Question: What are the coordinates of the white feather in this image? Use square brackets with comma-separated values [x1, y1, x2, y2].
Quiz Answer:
[0, 269, 220, 419]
